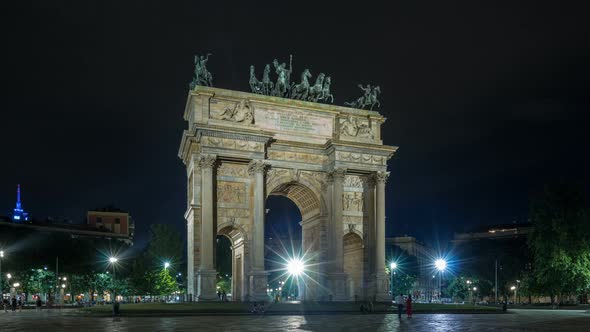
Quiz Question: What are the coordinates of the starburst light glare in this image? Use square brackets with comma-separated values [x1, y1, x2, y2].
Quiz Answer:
[435, 259, 447, 271]
[287, 258, 305, 277]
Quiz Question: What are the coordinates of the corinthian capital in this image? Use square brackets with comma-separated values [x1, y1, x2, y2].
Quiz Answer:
[373, 171, 389, 184]
[198, 154, 217, 169]
[330, 168, 347, 180]
[248, 160, 267, 175]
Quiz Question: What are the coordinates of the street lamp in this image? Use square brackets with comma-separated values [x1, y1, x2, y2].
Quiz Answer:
[108, 256, 119, 314]
[510, 285, 516, 304]
[0, 251, 4, 297]
[466, 280, 472, 304]
[514, 280, 520, 303]
[389, 262, 397, 301]
[164, 262, 170, 270]
[435, 259, 447, 302]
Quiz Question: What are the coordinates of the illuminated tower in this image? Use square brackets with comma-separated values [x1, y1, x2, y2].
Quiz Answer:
[12, 184, 29, 222]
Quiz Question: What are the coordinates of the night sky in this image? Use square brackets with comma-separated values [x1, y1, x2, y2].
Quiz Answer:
[1, 1, 588, 248]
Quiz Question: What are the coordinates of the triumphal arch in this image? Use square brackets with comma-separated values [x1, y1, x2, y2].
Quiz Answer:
[179, 86, 397, 302]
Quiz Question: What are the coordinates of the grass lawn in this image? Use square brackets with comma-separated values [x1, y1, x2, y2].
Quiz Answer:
[81, 302, 500, 315]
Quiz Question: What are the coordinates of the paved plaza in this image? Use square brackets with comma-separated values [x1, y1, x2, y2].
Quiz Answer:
[0, 309, 589, 331]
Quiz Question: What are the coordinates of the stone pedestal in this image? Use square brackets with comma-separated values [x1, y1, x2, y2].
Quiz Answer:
[327, 273, 349, 301]
[197, 269, 218, 301]
[249, 270, 269, 302]
[373, 273, 390, 302]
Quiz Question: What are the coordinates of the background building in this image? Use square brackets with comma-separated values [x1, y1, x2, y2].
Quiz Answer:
[87, 206, 135, 238]
[386, 236, 437, 302]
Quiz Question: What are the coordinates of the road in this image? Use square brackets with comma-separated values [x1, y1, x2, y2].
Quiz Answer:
[0, 309, 589, 331]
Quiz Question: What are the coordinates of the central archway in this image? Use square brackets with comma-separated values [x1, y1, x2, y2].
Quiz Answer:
[266, 177, 327, 301]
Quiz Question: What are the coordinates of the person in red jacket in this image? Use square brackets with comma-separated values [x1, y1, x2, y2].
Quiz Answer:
[406, 294, 413, 318]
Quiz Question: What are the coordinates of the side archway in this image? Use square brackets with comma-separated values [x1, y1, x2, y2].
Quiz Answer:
[343, 231, 364, 301]
[217, 223, 248, 301]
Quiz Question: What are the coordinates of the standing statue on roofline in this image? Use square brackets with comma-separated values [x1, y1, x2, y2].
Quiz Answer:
[189, 53, 213, 89]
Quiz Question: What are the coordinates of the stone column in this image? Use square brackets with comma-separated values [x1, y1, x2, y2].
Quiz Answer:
[248, 160, 269, 301]
[373, 171, 390, 301]
[363, 175, 376, 300]
[327, 168, 348, 301]
[197, 154, 218, 301]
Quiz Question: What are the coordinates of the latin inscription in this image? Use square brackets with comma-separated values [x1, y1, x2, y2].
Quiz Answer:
[255, 108, 332, 137]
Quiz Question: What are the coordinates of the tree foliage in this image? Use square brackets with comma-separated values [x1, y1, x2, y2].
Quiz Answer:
[154, 269, 178, 296]
[146, 224, 183, 270]
[528, 184, 590, 302]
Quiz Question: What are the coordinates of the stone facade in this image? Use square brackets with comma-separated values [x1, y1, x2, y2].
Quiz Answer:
[178, 86, 397, 301]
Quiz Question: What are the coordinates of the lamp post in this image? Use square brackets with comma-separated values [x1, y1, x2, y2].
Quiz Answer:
[510, 285, 516, 305]
[435, 259, 447, 302]
[0, 251, 4, 299]
[389, 262, 397, 301]
[466, 280, 472, 304]
[514, 280, 520, 303]
[109, 257, 118, 314]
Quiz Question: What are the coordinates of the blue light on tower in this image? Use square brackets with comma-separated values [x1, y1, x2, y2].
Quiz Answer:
[12, 184, 28, 222]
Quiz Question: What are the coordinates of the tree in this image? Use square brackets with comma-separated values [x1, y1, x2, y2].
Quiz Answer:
[154, 269, 178, 297]
[386, 245, 419, 296]
[445, 275, 479, 302]
[528, 184, 590, 304]
[146, 224, 183, 270]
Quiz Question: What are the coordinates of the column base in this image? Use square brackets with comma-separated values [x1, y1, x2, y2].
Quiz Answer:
[197, 269, 218, 301]
[373, 273, 391, 302]
[249, 270, 269, 302]
[327, 272, 349, 301]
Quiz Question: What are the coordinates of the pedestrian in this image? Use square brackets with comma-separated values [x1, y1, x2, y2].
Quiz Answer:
[395, 293, 405, 319]
[11, 296, 17, 312]
[36, 296, 42, 312]
[222, 290, 227, 302]
[405, 294, 413, 318]
[17, 296, 22, 312]
[217, 290, 221, 300]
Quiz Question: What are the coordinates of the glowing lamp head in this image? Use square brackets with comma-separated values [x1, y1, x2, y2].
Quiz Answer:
[164, 262, 170, 269]
[109, 257, 118, 264]
[61, 284, 66, 288]
[13, 283, 19, 288]
[0, 250, 4, 258]
[390, 262, 397, 270]
[473, 287, 477, 291]
[287, 258, 305, 277]
[435, 259, 447, 271]
[510, 285, 516, 290]
[7, 273, 11, 279]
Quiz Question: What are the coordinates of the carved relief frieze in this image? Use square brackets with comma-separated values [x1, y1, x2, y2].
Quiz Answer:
[217, 163, 249, 178]
[342, 192, 363, 212]
[267, 150, 327, 164]
[336, 151, 386, 165]
[299, 171, 327, 191]
[203, 136, 264, 152]
[339, 115, 375, 139]
[217, 208, 250, 218]
[266, 168, 291, 185]
[211, 99, 254, 124]
[217, 181, 247, 204]
[343, 175, 363, 188]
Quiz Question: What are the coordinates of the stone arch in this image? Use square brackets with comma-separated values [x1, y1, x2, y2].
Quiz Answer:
[265, 176, 328, 300]
[217, 223, 248, 301]
[343, 232, 364, 300]
[266, 174, 327, 220]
